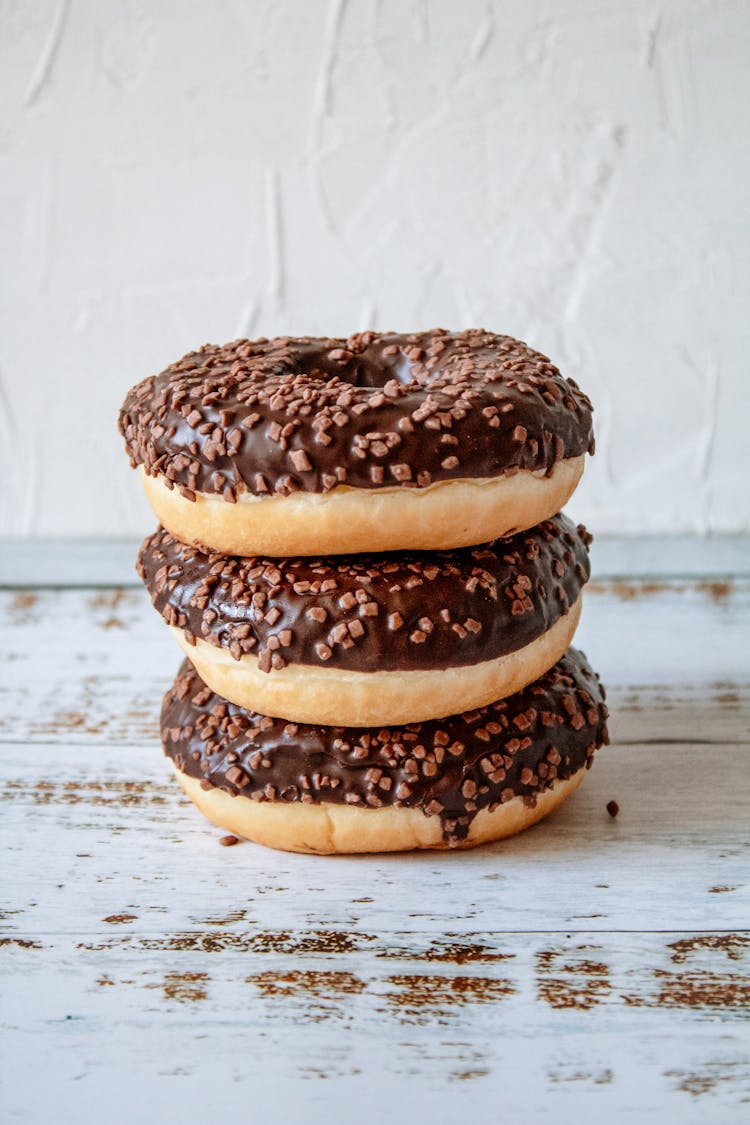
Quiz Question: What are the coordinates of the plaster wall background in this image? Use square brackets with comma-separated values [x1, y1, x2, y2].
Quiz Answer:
[1, 0, 748, 537]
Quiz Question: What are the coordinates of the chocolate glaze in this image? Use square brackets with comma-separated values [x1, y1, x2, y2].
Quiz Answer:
[162, 650, 608, 845]
[119, 330, 595, 499]
[138, 516, 591, 673]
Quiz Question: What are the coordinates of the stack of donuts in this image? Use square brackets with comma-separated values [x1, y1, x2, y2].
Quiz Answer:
[119, 329, 608, 853]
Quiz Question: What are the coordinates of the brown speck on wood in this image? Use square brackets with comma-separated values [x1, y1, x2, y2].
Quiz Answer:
[588, 579, 674, 601]
[379, 940, 514, 965]
[9, 591, 39, 623]
[606, 800, 619, 818]
[90, 589, 126, 612]
[153, 971, 209, 1004]
[1, 779, 167, 808]
[667, 933, 749, 963]
[695, 579, 733, 603]
[664, 1063, 744, 1098]
[536, 947, 611, 1010]
[246, 969, 366, 1001]
[99, 616, 125, 630]
[383, 974, 515, 1023]
[198, 909, 248, 926]
[547, 1067, 614, 1086]
[652, 970, 750, 1010]
[219, 834, 239, 847]
[77, 928, 375, 956]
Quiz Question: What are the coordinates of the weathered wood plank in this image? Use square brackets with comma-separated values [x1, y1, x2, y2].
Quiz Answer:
[3, 730, 749, 1122]
[2, 741, 747, 936]
[1, 575, 748, 1123]
[1, 923, 748, 1124]
[1, 582, 748, 747]
[583, 577, 750, 744]
[1, 535, 747, 587]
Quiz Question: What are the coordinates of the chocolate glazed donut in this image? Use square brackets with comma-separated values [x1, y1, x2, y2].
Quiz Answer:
[139, 515, 592, 726]
[120, 329, 594, 555]
[162, 650, 609, 854]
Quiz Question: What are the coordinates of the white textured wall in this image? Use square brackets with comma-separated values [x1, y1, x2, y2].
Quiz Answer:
[1, 0, 748, 537]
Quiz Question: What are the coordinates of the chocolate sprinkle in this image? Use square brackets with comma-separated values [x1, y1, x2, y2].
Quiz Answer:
[119, 330, 595, 498]
[162, 649, 609, 846]
[138, 515, 592, 673]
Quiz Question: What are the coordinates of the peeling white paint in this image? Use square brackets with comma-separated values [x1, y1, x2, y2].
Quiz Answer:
[0, 0, 747, 536]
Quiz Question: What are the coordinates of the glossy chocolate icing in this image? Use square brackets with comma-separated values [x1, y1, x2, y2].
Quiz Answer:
[120, 330, 594, 500]
[162, 649, 608, 844]
[139, 516, 591, 673]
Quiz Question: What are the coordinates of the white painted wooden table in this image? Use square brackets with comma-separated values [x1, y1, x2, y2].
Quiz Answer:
[1, 538, 749, 1124]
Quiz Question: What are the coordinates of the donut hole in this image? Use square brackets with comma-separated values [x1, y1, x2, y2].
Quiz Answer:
[295, 342, 421, 390]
